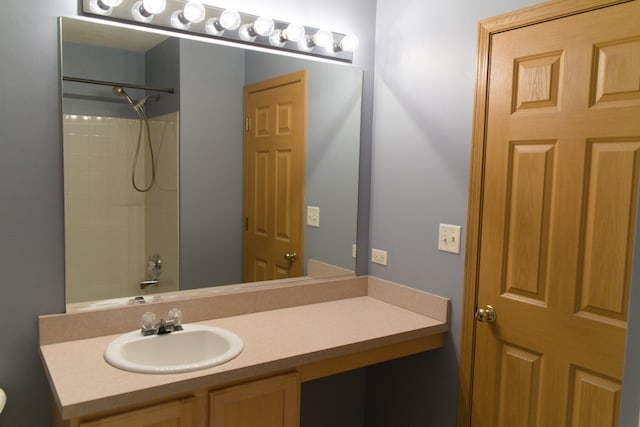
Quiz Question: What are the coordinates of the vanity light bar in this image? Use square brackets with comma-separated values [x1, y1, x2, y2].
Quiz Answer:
[83, 0, 356, 63]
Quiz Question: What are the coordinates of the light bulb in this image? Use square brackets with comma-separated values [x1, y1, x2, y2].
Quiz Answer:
[171, 1, 205, 29]
[142, 0, 166, 14]
[283, 23, 305, 42]
[253, 17, 275, 37]
[240, 17, 274, 41]
[219, 9, 241, 30]
[269, 30, 286, 47]
[206, 9, 241, 35]
[183, 1, 205, 23]
[238, 23, 256, 42]
[132, 0, 165, 22]
[132, 1, 153, 22]
[269, 23, 306, 47]
[170, 11, 190, 29]
[336, 34, 359, 52]
[312, 29, 333, 48]
[101, 0, 123, 6]
[91, 0, 121, 15]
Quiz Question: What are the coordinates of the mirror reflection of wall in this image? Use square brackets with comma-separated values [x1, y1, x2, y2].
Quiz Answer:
[61, 18, 362, 308]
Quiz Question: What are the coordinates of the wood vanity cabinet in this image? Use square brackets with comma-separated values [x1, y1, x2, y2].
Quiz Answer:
[61, 373, 300, 427]
[56, 336, 445, 427]
[209, 372, 300, 427]
[75, 397, 198, 427]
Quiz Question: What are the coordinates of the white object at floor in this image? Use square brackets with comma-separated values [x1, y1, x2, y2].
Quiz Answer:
[0, 388, 6, 414]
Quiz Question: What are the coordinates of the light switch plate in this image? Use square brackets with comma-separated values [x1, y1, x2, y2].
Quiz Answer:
[307, 206, 320, 227]
[438, 224, 462, 254]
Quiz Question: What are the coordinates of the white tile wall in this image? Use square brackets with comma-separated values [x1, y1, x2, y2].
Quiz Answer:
[142, 112, 179, 296]
[63, 113, 179, 303]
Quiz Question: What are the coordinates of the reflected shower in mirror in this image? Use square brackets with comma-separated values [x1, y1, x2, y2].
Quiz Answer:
[60, 17, 363, 309]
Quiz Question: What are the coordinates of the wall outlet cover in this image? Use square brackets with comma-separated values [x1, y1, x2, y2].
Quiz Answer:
[371, 248, 388, 266]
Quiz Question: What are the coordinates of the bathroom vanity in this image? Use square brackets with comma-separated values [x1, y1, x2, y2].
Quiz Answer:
[40, 276, 448, 426]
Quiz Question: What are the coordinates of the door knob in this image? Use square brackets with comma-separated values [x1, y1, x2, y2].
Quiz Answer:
[475, 305, 497, 323]
[284, 252, 298, 264]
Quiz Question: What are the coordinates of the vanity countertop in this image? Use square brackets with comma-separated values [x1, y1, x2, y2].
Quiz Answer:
[40, 276, 449, 420]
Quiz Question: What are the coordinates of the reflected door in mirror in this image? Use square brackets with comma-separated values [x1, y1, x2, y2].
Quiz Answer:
[243, 71, 307, 282]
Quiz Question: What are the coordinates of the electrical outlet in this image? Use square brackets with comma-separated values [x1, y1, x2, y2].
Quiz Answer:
[306, 206, 320, 227]
[372, 248, 388, 266]
[438, 224, 462, 254]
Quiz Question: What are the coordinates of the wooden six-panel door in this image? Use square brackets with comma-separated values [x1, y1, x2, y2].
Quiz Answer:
[469, 1, 640, 425]
[243, 71, 307, 282]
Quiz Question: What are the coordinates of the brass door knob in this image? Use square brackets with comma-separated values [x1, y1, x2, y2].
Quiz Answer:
[284, 252, 298, 264]
[475, 305, 497, 323]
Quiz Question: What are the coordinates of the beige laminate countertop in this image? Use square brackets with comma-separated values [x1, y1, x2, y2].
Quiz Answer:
[40, 276, 449, 420]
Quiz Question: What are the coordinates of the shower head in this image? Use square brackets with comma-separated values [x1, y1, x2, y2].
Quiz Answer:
[134, 95, 152, 112]
[112, 86, 136, 109]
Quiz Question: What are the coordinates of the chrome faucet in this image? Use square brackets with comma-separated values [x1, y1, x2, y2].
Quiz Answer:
[141, 308, 183, 336]
[139, 279, 159, 289]
[140, 254, 162, 289]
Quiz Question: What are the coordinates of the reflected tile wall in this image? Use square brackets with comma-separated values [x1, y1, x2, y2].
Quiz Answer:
[63, 114, 179, 304]
[143, 112, 179, 296]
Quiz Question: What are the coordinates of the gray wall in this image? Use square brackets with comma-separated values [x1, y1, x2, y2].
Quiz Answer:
[0, 3, 74, 425]
[622, 191, 640, 426]
[364, 0, 544, 425]
[62, 41, 146, 118]
[245, 51, 362, 272]
[146, 38, 181, 117]
[179, 39, 245, 289]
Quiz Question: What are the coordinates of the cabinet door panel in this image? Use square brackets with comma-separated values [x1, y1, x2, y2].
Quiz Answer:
[210, 373, 300, 427]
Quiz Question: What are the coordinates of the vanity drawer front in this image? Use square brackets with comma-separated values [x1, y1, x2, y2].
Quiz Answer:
[78, 397, 196, 427]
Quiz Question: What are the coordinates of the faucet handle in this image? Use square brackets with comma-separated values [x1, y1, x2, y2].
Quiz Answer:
[141, 311, 157, 335]
[168, 308, 183, 326]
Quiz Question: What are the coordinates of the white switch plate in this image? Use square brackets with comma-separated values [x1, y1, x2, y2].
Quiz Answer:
[307, 206, 320, 227]
[438, 224, 462, 254]
[372, 248, 388, 266]
[352, 244, 357, 258]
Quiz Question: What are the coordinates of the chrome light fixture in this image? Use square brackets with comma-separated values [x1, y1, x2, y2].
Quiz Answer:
[205, 9, 241, 35]
[89, 0, 124, 15]
[131, 0, 167, 23]
[269, 23, 305, 47]
[81, 0, 356, 62]
[238, 16, 275, 42]
[170, 1, 206, 29]
[335, 34, 359, 53]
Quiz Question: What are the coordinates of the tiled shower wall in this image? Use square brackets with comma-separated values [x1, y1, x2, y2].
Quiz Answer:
[144, 113, 179, 298]
[63, 113, 179, 304]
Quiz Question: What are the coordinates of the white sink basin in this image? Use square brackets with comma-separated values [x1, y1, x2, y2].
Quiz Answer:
[104, 324, 243, 374]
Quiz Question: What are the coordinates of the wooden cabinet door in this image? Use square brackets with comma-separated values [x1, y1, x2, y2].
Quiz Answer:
[209, 373, 300, 427]
[78, 397, 196, 427]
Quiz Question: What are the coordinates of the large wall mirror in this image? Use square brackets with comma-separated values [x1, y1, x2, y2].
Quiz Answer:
[60, 17, 362, 310]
